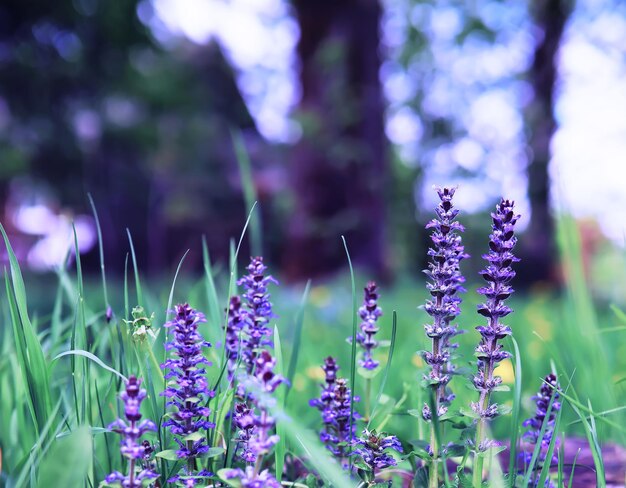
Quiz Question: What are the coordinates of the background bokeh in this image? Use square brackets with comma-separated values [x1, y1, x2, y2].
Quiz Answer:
[1, 0, 625, 287]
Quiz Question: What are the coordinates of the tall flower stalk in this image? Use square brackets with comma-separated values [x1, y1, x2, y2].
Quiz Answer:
[237, 256, 278, 377]
[422, 186, 467, 488]
[310, 359, 360, 465]
[354, 282, 382, 420]
[226, 296, 246, 383]
[472, 199, 520, 485]
[161, 303, 214, 484]
[521, 374, 561, 486]
[105, 376, 158, 487]
[309, 356, 340, 451]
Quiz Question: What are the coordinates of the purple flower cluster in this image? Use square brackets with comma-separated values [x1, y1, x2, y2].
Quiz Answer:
[238, 257, 278, 374]
[521, 374, 561, 469]
[422, 187, 468, 420]
[230, 350, 285, 486]
[472, 199, 520, 446]
[223, 466, 281, 488]
[105, 376, 158, 487]
[309, 356, 339, 418]
[161, 303, 214, 480]
[318, 376, 360, 460]
[309, 357, 360, 459]
[226, 296, 246, 382]
[353, 429, 403, 472]
[354, 282, 383, 371]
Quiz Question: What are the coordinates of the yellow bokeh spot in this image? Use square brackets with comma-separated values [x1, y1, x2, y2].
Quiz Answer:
[412, 354, 424, 368]
[293, 373, 306, 392]
[524, 303, 553, 341]
[310, 286, 331, 307]
[527, 341, 543, 360]
[493, 358, 515, 384]
[306, 365, 326, 381]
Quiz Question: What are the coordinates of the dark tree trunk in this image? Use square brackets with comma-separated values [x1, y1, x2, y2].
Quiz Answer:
[519, 0, 572, 285]
[285, 0, 389, 281]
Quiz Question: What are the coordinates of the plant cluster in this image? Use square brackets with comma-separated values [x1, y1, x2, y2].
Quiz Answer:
[2, 186, 593, 488]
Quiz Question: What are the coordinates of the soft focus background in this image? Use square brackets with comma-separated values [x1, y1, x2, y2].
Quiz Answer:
[1, 0, 625, 287]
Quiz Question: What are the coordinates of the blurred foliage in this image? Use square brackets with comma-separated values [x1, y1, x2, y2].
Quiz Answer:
[0, 0, 259, 270]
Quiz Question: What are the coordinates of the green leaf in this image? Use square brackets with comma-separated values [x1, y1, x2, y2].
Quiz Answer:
[205, 447, 225, 459]
[357, 366, 381, 380]
[183, 431, 205, 442]
[407, 409, 423, 419]
[37, 426, 92, 488]
[218, 468, 244, 487]
[156, 449, 180, 461]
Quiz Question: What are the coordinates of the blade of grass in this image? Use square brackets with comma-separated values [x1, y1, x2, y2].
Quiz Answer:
[274, 326, 286, 482]
[87, 193, 109, 310]
[536, 400, 563, 488]
[285, 280, 311, 403]
[568, 400, 605, 488]
[341, 235, 358, 468]
[368, 310, 397, 425]
[521, 392, 558, 487]
[126, 229, 144, 308]
[507, 336, 523, 487]
[53, 350, 127, 382]
[567, 448, 581, 488]
[37, 425, 92, 488]
[231, 129, 262, 257]
[202, 237, 222, 331]
[1, 225, 53, 436]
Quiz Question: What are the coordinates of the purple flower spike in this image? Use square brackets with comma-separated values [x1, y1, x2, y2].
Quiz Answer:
[354, 429, 403, 473]
[472, 199, 520, 451]
[309, 357, 360, 459]
[105, 376, 158, 487]
[161, 303, 215, 481]
[316, 375, 360, 461]
[223, 466, 281, 487]
[238, 257, 278, 375]
[226, 296, 246, 382]
[521, 373, 561, 484]
[472, 200, 520, 416]
[230, 349, 286, 485]
[353, 282, 383, 371]
[422, 186, 468, 420]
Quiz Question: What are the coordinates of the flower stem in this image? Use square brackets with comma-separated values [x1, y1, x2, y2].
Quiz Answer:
[365, 377, 371, 422]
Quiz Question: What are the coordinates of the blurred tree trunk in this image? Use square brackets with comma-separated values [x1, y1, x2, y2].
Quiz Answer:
[284, 0, 389, 281]
[519, 0, 572, 285]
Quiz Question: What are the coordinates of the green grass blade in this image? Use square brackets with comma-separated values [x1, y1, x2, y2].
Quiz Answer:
[274, 326, 286, 482]
[88, 193, 109, 309]
[285, 280, 311, 403]
[1, 225, 52, 436]
[165, 250, 190, 322]
[521, 392, 558, 487]
[341, 235, 358, 467]
[536, 400, 563, 488]
[36, 425, 92, 488]
[369, 310, 397, 425]
[54, 350, 127, 382]
[126, 229, 144, 307]
[507, 336, 523, 487]
[13, 400, 63, 488]
[231, 129, 262, 257]
[277, 411, 353, 488]
[567, 448, 581, 488]
[202, 236, 222, 330]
